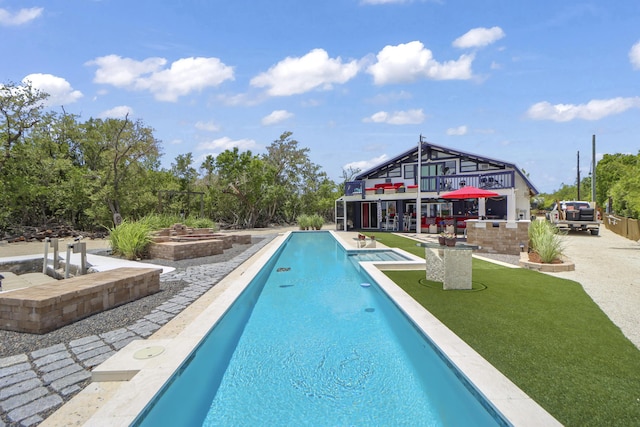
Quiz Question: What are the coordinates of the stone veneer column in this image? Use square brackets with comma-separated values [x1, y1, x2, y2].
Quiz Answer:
[424, 246, 473, 290]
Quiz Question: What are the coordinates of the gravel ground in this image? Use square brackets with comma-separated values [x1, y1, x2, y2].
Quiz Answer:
[547, 226, 640, 349]
[0, 240, 260, 359]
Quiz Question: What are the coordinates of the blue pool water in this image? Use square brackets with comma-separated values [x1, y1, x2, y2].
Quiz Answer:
[133, 232, 505, 426]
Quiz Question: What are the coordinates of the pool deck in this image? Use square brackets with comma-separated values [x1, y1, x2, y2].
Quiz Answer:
[30, 230, 559, 426]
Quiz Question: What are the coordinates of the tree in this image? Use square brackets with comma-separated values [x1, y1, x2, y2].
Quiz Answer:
[595, 153, 639, 209]
[609, 172, 640, 218]
[81, 115, 162, 225]
[262, 131, 337, 223]
[171, 152, 197, 191]
[0, 84, 344, 233]
[214, 147, 276, 228]
[0, 81, 48, 174]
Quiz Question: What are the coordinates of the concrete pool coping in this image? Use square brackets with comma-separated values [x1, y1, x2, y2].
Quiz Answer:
[41, 230, 560, 426]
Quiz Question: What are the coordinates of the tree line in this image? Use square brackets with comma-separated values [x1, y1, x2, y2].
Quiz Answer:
[4, 81, 637, 236]
[536, 152, 640, 219]
[0, 82, 345, 235]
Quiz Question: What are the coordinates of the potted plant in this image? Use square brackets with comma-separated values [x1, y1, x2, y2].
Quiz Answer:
[297, 214, 311, 230]
[440, 231, 456, 247]
[310, 214, 324, 230]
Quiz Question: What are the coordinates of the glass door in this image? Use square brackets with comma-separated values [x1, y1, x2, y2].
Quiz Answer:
[361, 202, 379, 229]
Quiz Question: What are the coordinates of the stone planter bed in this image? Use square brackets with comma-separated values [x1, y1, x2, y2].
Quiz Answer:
[0, 267, 161, 334]
[518, 252, 575, 272]
[149, 225, 253, 261]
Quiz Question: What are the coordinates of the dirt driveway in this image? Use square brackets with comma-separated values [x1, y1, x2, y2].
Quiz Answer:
[548, 226, 640, 349]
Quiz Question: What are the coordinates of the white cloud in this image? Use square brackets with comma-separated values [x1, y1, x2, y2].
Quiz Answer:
[0, 7, 43, 26]
[195, 121, 220, 132]
[196, 136, 258, 152]
[367, 41, 474, 84]
[343, 154, 389, 173]
[87, 55, 234, 102]
[453, 26, 505, 49]
[98, 105, 134, 119]
[446, 125, 468, 136]
[526, 97, 640, 122]
[630, 41, 640, 70]
[363, 109, 425, 125]
[22, 73, 83, 106]
[262, 110, 294, 125]
[250, 48, 360, 96]
[88, 55, 166, 87]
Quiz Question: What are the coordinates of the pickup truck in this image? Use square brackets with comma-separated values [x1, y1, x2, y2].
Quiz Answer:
[547, 201, 600, 235]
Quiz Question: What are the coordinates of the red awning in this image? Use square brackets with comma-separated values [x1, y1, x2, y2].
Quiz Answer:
[440, 186, 499, 199]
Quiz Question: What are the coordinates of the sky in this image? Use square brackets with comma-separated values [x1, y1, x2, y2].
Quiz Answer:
[1, 0, 639, 194]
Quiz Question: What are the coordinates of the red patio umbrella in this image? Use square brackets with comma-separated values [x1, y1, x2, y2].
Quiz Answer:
[440, 185, 499, 199]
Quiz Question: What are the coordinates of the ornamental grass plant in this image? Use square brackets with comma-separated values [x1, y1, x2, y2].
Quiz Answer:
[528, 219, 564, 263]
[297, 214, 312, 230]
[108, 220, 153, 260]
[309, 214, 324, 230]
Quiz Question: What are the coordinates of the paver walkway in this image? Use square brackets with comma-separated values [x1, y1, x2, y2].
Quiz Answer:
[0, 235, 275, 427]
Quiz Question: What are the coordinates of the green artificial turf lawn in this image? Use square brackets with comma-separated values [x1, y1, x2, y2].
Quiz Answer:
[371, 233, 640, 426]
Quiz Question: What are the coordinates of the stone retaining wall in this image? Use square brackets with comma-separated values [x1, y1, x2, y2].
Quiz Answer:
[0, 267, 161, 334]
[147, 239, 224, 261]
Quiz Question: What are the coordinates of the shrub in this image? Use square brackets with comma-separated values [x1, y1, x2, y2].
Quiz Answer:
[138, 213, 216, 230]
[529, 219, 564, 263]
[297, 214, 311, 230]
[309, 214, 324, 230]
[108, 220, 153, 260]
[138, 213, 181, 230]
[184, 216, 216, 230]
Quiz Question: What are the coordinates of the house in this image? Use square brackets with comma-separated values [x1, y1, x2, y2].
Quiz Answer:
[335, 138, 538, 254]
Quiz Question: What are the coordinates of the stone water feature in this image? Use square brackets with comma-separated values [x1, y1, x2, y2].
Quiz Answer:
[148, 224, 252, 261]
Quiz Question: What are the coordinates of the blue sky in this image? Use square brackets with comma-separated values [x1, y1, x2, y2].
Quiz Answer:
[1, 0, 639, 193]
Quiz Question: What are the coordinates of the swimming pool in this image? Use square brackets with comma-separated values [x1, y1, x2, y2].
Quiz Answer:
[132, 231, 507, 426]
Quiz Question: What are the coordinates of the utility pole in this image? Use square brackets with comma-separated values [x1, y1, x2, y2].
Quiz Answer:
[416, 135, 423, 234]
[577, 150, 580, 200]
[591, 135, 596, 203]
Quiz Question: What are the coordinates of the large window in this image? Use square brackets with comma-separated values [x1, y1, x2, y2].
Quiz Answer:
[404, 164, 415, 179]
[441, 161, 456, 175]
[460, 160, 478, 172]
[417, 162, 456, 191]
[370, 164, 401, 179]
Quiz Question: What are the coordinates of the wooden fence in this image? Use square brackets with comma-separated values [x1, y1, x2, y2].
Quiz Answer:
[603, 214, 640, 241]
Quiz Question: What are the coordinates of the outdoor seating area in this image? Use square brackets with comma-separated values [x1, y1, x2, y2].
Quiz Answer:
[402, 214, 476, 234]
[365, 182, 406, 195]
